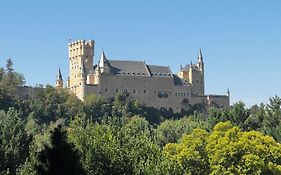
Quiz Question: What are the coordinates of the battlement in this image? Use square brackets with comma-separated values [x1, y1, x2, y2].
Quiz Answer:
[68, 40, 94, 47]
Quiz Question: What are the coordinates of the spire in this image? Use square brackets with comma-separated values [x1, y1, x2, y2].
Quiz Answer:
[99, 50, 108, 68]
[198, 48, 203, 63]
[57, 68, 63, 80]
[227, 88, 230, 97]
[180, 64, 183, 70]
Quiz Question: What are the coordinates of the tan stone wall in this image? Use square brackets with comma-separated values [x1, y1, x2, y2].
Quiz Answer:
[16, 86, 44, 99]
[207, 95, 230, 108]
[82, 73, 228, 113]
[190, 69, 204, 95]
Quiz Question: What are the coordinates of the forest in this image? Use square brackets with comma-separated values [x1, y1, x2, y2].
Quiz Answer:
[0, 59, 281, 175]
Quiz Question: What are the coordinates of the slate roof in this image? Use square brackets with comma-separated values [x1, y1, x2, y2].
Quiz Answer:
[107, 59, 175, 78]
[147, 65, 172, 77]
[108, 60, 151, 76]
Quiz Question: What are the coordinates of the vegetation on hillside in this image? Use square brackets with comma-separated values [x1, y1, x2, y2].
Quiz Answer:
[0, 59, 280, 175]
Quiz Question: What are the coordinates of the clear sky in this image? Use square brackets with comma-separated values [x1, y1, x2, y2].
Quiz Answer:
[0, 0, 280, 106]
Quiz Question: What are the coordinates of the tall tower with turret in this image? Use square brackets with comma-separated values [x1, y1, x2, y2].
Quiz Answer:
[197, 48, 204, 94]
[68, 40, 94, 88]
[55, 68, 63, 89]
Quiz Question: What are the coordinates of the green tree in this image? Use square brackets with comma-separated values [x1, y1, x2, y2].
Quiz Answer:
[164, 128, 210, 175]
[0, 108, 30, 174]
[156, 116, 206, 146]
[207, 122, 281, 174]
[84, 94, 111, 122]
[35, 125, 86, 175]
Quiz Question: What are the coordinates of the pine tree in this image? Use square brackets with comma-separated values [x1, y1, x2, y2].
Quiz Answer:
[36, 125, 86, 175]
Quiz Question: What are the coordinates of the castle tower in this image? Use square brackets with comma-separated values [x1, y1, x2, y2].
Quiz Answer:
[189, 61, 193, 84]
[55, 68, 63, 89]
[198, 48, 204, 71]
[94, 66, 101, 85]
[68, 40, 94, 88]
[197, 48, 205, 94]
[87, 69, 95, 84]
[76, 60, 87, 100]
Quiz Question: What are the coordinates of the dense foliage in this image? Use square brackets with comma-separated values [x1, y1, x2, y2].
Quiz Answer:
[0, 59, 281, 174]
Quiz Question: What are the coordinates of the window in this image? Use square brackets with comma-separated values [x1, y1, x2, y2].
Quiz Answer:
[115, 89, 119, 93]
[133, 89, 136, 94]
[124, 89, 128, 93]
[143, 89, 147, 94]
[105, 88, 108, 92]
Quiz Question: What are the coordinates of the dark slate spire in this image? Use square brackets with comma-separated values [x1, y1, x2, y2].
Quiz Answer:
[57, 68, 63, 80]
[198, 48, 203, 63]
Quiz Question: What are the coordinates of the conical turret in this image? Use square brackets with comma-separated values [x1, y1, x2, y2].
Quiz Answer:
[99, 51, 110, 73]
[55, 68, 63, 88]
[197, 48, 204, 71]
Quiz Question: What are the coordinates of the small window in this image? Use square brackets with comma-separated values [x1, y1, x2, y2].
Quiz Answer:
[105, 88, 108, 92]
[144, 89, 147, 94]
[124, 89, 128, 93]
[133, 89, 136, 94]
[115, 89, 119, 93]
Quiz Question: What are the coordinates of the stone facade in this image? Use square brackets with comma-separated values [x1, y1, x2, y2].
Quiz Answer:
[62, 39, 229, 113]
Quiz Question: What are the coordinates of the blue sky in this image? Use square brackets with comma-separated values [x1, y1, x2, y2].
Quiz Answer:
[0, 0, 280, 106]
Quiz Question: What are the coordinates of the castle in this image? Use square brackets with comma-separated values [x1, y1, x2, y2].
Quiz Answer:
[56, 39, 229, 113]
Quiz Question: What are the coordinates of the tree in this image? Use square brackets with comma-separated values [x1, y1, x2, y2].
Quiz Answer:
[84, 94, 111, 122]
[207, 122, 281, 174]
[156, 116, 206, 146]
[0, 108, 30, 174]
[0, 59, 25, 96]
[164, 128, 210, 175]
[35, 125, 86, 175]
[164, 122, 281, 175]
